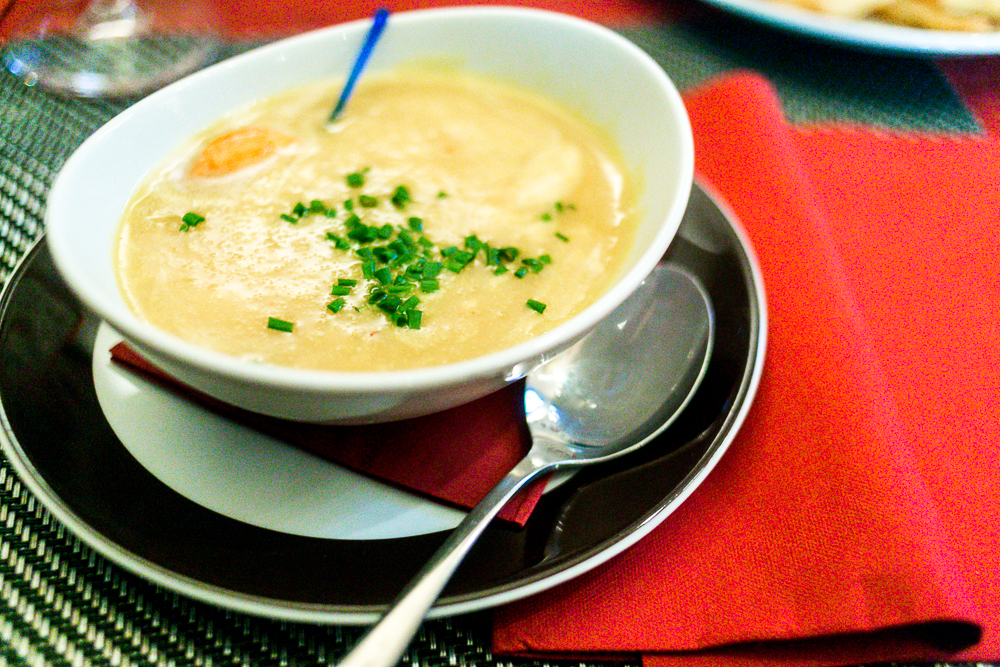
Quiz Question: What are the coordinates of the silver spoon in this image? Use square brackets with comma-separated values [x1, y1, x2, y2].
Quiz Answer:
[338, 262, 715, 667]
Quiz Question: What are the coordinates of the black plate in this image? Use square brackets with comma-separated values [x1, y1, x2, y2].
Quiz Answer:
[0, 182, 765, 623]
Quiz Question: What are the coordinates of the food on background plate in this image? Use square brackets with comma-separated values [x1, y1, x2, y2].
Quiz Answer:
[773, 0, 1000, 30]
[116, 69, 639, 372]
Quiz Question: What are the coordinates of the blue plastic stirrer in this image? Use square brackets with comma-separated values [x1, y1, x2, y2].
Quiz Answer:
[329, 8, 390, 122]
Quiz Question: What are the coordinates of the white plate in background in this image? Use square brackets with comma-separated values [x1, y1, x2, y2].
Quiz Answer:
[700, 0, 1000, 55]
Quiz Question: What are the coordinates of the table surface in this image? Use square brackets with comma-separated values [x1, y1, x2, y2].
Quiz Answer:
[0, 4, 994, 666]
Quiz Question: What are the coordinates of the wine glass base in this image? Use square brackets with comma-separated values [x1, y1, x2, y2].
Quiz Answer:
[3, 33, 219, 98]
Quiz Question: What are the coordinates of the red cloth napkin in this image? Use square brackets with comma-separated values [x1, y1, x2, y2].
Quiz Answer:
[110, 343, 544, 526]
[492, 70, 1000, 665]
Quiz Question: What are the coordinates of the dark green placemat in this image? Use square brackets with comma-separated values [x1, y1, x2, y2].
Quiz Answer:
[0, 463, 492, 667]
[620, 7, 981, 135]
[0, 76, 121, 283]
[0, 48, 631, 667]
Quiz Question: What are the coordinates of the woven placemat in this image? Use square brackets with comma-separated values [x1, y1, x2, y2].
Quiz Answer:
[0, 28, 986, 667]
[0, 48, 639, 667]
[621, 9, 981, 135]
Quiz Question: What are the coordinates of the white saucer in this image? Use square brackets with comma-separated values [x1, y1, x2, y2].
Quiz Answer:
[92, 324, 465, 540]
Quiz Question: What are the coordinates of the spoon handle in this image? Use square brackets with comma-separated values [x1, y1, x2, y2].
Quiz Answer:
[336, 446, 561, 667]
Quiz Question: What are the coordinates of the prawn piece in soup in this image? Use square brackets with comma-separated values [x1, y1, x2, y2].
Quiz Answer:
[188, 126, 293, 177]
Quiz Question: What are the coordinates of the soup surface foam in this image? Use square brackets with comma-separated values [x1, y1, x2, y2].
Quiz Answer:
[116, 70, 639, 371]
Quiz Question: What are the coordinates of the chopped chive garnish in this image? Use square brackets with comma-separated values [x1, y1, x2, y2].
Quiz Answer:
[553, 202, 575, 213]
[464, 235, 484, 252]
[373, 246, 395, 263]
[267, 317, 294, 332]
[180, 212, 205, 229]
[521, 258, 545, 274]
[391, 185, 411, 209]
[378, 295, 403, 313]
[541, 212, 552, 221]
[179, 212, 205, 231]
[299, 183, 557, 329]
[555, 232, 570, 242]
[280, 213, 298, 223]
[326, 233, 350, 250]
[347, 221, 376, 243]
[437, 191, 447, 198]
[526, 299, 547, 314]
[499, 247, 519, 262]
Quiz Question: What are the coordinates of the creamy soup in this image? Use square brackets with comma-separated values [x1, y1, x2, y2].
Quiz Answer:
[116, 70, 638, 371]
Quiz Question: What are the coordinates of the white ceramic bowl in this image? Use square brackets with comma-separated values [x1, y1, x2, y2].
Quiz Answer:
[46, 6, 694, 424]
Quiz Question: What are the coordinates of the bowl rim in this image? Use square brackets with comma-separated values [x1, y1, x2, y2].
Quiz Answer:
[46, 5, 695, 394]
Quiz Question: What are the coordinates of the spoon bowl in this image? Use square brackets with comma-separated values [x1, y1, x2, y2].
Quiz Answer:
[337, 261, 715, 667]
[525, 262, 714, 451]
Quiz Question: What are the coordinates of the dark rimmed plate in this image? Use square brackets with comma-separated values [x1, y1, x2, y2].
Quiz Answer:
[0, 181, 765, 624]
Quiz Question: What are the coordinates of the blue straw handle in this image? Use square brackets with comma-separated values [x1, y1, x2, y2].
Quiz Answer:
[330, 8, 390, 122]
